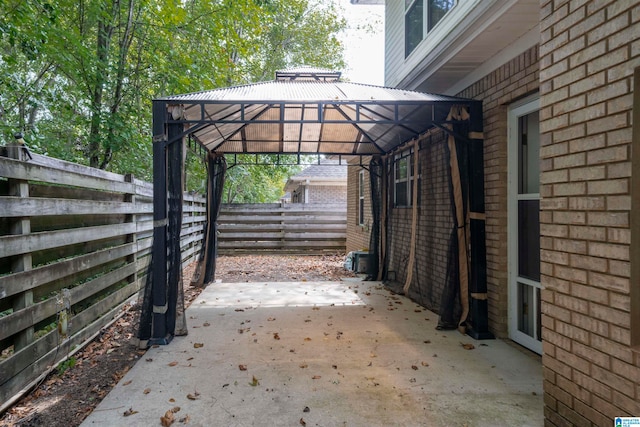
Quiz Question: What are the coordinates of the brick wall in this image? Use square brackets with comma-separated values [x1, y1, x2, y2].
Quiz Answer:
[308, 185, 347, 204]
[539, 1, 640, 425]
[456, 45, 540, 336]
[346, 164, 371, 253]
[290, 184, 347, 204]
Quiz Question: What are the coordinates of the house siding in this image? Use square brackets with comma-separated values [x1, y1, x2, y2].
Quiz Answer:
[539, 1, 640, 424]
[384, 0, 404, 87]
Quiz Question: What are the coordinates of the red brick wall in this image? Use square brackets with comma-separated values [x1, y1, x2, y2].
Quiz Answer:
[539, 1, 640, 424]
[457, 45, 540, 336]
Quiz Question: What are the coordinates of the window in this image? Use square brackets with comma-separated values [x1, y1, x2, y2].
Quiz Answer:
[358, 170, 365, 225]
[508, 96, 541, 355]
[394, 148, 416, 207]
[405, 0, 456, 57]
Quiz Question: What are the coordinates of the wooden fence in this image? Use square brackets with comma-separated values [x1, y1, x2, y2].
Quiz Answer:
[0, 152, 205, 411]
[218, 203, 346, 255]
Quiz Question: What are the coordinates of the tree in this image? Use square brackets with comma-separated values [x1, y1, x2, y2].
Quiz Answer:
[0, 0, 346, 184]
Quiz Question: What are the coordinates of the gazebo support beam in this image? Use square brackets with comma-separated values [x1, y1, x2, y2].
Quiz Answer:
[466, 101, 494, 340]
[150, 101, 170, 345]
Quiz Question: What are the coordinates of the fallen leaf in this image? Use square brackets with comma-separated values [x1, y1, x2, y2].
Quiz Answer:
[299, 363, 308, 369]
[421, 361, 429, 367]
[160, 410, 175, 426]
[461, 343, 475, 350]
[172, 407, 181, 413]
[312, 307, 320, 311]
[146, 358, 153, 362]
[423, 340, 431, 344]
[123, 380, 132, 386]
[303, 406, 310, 413]
[187, 391, 200, 400]
[304, 337, 311, 341]
[143, 388, 151, 394]
[168, 361, 178, 367]
[235, 309, 244, 312]
[267, 317, 276, 321]
[179, 415, 191, 423]
[203, 322, 210, 327]
[273, 333, 280, 340]
[411, 365, 418, 370]
[193, 343, 204, 348]
[300, 418, 307, 426]
[169, 398, 176, 403]
[249, 376, 260, 386]
[312, 375, 321, 380]
[239, 364, 247, 371]
[123, 407, 138, 416]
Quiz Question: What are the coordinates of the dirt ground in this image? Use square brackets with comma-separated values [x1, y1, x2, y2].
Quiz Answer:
[0, 254, 354, 427]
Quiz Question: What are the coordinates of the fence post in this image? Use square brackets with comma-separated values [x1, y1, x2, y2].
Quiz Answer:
[124, 174, 138, 289]
[280, 201, 286, 244]
[7, 145, 34, 351]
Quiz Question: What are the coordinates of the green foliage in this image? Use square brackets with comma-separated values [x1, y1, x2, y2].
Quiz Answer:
[0, 0, 346, 188]
[57, 357, 77, 375]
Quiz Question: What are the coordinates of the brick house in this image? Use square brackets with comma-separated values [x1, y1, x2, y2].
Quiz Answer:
[284, 159, 347, 204]
[349, 0, 639, 424]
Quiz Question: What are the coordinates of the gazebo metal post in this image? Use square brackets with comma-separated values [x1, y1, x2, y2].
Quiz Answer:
[467, 100, 494, 339]
[150, 101, 169, 344]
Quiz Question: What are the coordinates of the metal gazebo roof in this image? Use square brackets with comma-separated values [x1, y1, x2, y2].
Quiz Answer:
[154, 68, 476, 156]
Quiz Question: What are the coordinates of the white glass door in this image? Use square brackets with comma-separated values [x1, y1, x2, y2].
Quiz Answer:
[508, 97, 542, 354]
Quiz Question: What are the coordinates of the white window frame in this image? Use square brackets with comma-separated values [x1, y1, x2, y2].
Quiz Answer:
[358, 170, 365, 226]
[405, 0, 456, 58]
[507, 94, 542, 355]
[393, 148, 416, 208]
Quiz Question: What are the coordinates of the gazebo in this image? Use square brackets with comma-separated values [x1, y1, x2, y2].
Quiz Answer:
[138, 68, 490, 346]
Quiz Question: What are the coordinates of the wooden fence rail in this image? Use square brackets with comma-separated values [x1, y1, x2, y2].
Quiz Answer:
[0, 152, 205, 411]
[218, 203, 346, 255]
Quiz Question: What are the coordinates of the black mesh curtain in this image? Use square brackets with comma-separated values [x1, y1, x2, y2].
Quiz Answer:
[192, 154, 227, 287]
[138, 136, 187, 344]
[366, 155, 383, 280]
[167, 139, 187, 336]
[438, 106, 471, 331]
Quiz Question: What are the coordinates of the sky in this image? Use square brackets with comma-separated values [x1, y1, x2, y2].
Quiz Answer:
[337, 0, 385, 86]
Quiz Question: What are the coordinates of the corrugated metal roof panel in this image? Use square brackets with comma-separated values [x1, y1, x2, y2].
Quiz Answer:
[157, 72, 476, 155]
[160, 80, 465, 103]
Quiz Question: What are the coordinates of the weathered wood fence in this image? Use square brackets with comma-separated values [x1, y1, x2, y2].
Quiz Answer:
[218, 203, 346, 255]
[0, 152, 205, 410]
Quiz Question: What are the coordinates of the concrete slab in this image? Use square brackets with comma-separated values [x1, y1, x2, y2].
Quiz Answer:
[82, 280, 543, 427]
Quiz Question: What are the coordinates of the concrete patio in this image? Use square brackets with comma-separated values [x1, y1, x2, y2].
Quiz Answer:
[82, 279, 543, 427]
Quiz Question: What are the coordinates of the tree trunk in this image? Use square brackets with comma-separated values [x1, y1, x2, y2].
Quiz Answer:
[88, 1, 116, 168]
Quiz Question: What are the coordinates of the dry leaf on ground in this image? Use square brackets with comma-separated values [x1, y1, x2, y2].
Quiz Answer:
[123, 408, 138, 417]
